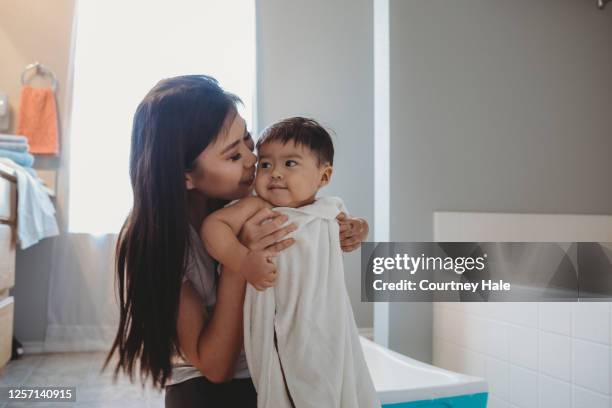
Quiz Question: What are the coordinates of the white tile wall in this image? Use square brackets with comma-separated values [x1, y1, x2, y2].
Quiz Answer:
[573, 385, 610, 408]
[485, 356, 509, 401]
[572, 339, 610, 395]
[509, 325, 538, 370]
[509, 365, 538, 408]
[488, 395, 511, 408]
[433, 212, 612, 408]
[539, 331, 570, 381]
[539, 375, 570, 408]
[433, 302, 612, 408]
[540, 302, 571, 335]
[572, 303, 610, 344]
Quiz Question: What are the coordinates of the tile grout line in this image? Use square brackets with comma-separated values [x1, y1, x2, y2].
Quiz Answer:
[537, 302, 540, 408]
[507, 314, 511, 407]
[570, 302, 574, 408]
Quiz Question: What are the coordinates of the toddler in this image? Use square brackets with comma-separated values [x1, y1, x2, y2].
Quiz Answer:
[202, 117, 380, 408]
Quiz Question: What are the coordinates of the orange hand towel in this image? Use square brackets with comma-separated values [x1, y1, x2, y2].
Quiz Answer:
[16, 85, 59, 155]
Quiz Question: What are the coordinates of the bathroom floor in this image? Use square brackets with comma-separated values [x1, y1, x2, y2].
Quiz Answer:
[0, 352, 164, 407]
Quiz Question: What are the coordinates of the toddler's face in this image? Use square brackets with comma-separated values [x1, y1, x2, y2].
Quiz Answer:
[254, 141, 332, 208]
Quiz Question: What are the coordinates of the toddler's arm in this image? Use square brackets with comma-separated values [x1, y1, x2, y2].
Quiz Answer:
[201, 197, 276, 289]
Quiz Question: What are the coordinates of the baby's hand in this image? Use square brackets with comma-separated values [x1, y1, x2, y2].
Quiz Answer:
[337, 213, 369, 252]
[240, 249, 279, 291]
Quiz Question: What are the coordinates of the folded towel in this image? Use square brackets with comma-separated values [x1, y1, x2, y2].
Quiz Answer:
[0, 134, 28, 144]
[0, 142, 29, 152]
[17, 85, 60, 155]
[0, 149, 34, 167]
[0, 158, 59, 249]
[244, 197, 380, 408]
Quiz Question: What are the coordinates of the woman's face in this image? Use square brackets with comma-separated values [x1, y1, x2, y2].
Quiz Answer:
[186, 111, 256, 201]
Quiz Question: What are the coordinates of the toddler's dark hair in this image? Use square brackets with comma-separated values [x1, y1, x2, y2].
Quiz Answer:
[256, 117, 334, 166]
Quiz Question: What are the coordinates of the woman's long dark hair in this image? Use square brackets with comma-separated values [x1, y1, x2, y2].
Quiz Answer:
[103, 75, 240, 388]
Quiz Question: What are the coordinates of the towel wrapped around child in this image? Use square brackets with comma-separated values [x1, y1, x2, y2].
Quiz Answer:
[243, 196, 380, 408]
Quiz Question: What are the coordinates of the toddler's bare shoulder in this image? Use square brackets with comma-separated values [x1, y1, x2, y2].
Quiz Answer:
[233, 196, 273, 211]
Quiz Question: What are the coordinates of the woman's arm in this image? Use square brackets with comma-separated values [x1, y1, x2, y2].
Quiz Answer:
[176, 270, 246, 383]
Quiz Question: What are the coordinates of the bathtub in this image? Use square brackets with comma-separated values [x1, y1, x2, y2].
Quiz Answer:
[361, 337, 488, 407]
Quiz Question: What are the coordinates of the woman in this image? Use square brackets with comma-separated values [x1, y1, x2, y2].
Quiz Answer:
[105, 75, 368, 407]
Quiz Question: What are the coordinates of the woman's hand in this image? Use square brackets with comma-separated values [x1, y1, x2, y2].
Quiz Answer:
[337, 213, 369, 252]
[238, 208, 297, 252]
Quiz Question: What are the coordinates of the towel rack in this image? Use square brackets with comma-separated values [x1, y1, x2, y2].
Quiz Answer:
[20, 62, 58, 92]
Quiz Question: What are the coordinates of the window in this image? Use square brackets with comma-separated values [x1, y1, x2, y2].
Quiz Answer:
[68, 0, 255, 233]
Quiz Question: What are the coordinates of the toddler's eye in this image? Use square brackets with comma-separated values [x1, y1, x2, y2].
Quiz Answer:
[230, 153, 241, 161]
[285, 160, 297, 167]
[259, 162, 271, 169]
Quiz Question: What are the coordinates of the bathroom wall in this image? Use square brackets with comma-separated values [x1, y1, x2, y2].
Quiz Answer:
[434, 212, 612, 408]
[386, 0, 612, 362]
[0, 0, 75, 344]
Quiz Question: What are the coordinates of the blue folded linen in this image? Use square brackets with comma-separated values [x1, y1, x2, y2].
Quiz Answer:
[0, 134, 28, 144]
[0, 142, 29, 152]
[0, 149, 35, 167]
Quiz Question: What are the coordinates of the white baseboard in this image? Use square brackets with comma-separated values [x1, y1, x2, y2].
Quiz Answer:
[21, 340, 110, 354]
[358, 327, 374, 340]
[23, 331, 376, 355]
[21, 341, 45, 354]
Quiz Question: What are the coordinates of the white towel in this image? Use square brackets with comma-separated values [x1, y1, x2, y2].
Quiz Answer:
[244, 196, 380, 408]
[0, 158, 59, 249]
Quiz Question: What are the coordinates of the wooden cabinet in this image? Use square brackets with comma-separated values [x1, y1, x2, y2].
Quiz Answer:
[0, 164, 16, 370]
[0, 296, 13, 368]
[0, 224, 15, 295]
[0, 174, 16, 224]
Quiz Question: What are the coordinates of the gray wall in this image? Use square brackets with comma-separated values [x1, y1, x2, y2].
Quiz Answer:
[388, 0, 612, 361]
[256, 0, 374, 327]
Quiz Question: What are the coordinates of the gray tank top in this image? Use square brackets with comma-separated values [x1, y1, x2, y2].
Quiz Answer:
[168, 225, 250, 385]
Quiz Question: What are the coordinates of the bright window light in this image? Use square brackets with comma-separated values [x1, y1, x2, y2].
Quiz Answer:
[68, 0, 256, 234]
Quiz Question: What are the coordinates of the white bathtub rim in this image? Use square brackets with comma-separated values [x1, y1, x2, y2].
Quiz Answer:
[378, 382, 488, 405]
[360, 337, 488, 404]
